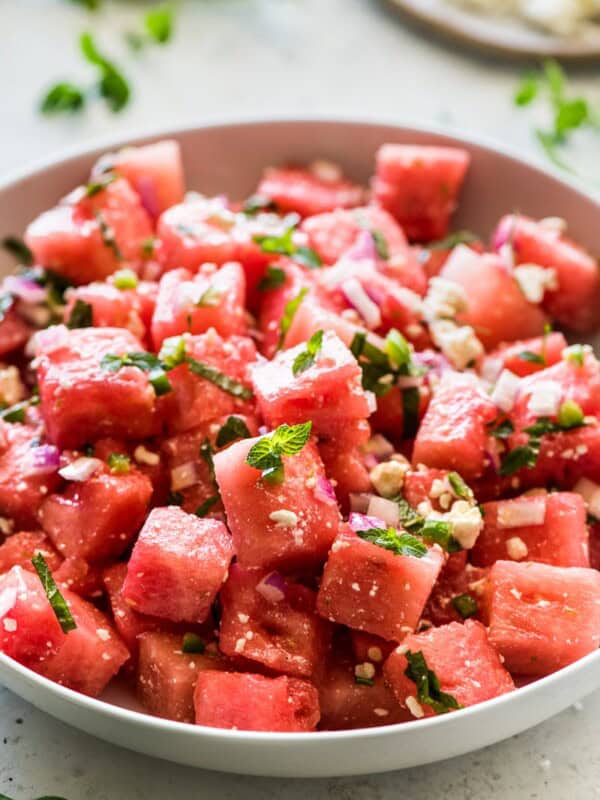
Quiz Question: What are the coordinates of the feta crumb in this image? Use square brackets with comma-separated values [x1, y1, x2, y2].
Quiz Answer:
[513, 264, 557, 304]
[367, 646, 383, 662]
[0, 365, 24, 406]
[506, 536, 529, 561]
[96, 628, 111, 642]
[429, 320, 484, 370]
[573, 477, 600, 519]
[527, 380, 562, 418]
[234, 638, 246, 653]
[237, 613, 249, 623]
[446, 500, 484, 549]
[369, 459, 409, 498]
[269, 509, 299, 528]
[423, 276, 468, 321]
[2, 618, 17, 632]
[134, 445, 160, 466]
[491, 369, 521, 413]
[373, 708, 390, 717]
[0, 517, 14, 536]
[355, 662, 376, 681]
[310, 159, 342, 183]
[351, 582, 360, 592]
[406, 695, 425, 719]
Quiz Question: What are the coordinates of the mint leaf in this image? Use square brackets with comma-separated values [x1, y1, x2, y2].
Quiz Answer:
[94, 210, 123, 260]
[258, 266, 286, 292]
[216, 415, 251, 447]
[371, 229, 389, 260]
[2, 236, 33, 265]
[181, 632, 205, 653]
[518, 350, 545, 365]
[31, 553, 77, 634]
[195, 495, 219, 518]
[404, 650, 462, 715]
[40, 82, 86, 115]
[447, 471, 472, 500]
[514, 73, 539, 106]
[278, 287, 308, 349]
[145, 4, 174, 44]
[292, 329, 324, 376]
[187, 358, 253, 400]
[452, 594, 478, 619]
[80, 32, 130, 113]
[421, 519, 463, 553]
[246, 421, 312, 483]
[254, 227, 321, 269]
[66, 299, 93, 329]
[357, 527, 427, 558]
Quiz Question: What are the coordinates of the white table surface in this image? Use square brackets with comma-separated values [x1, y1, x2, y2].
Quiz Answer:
[1, 0, 600, 797]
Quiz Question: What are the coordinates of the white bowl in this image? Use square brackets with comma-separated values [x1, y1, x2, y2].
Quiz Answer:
[0, 118, 599, 778]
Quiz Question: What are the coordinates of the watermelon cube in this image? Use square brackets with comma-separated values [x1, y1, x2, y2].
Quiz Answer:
[373, 144, 470, 241]
[480, 332, 567, 380]
[256, 164, 364, 217]
[92, 139, 185, 220]
[162, 329, 256, 434]
[150, 263, 247, 349]
[122, 506, 234, 623]
[63, 282, 148, 342]
[213, 438, 340, 572]
[0, 422, 62, 528]
[40, 463, 152, 562]
[472, 492, 589, 568]
[193, 671, 320, 731]
[218, 564, 331, 678]
[257, 261, 315, 358]
[283, 295, 371, 350]
[0, 566, 66, 667]
[36, 326, 159, 448]
[316, 527, 444, 642]
[383, 620, 514, 717]
[137, 631, 226, 723]
[493, 214, 600, 331]
[440, 246, 548, 349]
[482, 560, 600, 676]
[412, 373, 497, 481]
[251, 331, 371, 438]
[0, 309, 31, 357]
[0, 531, 62, 576]
[318, 441, 372, 513]
[25, 178, 153, 285]
[37, 589, 129, 696]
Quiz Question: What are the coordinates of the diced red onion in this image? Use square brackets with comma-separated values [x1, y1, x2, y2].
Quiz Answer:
[26, 444, 60, 476]
[170, 462, 198, 491]
[484, 439, 502, 473]
[364, 434, 395, 462]
[137, 176, 160, 220]
[497, 496, 546, 529]
[574, 478, 600, 519]
[340, 278, 382, 329]
[3, 276, 47, 305]
[32, 325, 69, 355]
[343, 230, 377, 263]
[348, 512, 385, 532]
[362, 453, 379, 471]
[59, 457, 103, 482]
[314, 476, 336, 504]
[367, 496, 400, 527]
[255, 571, 287, 603]
[349, 493, 374, 514]
[413, 350, 451, 379]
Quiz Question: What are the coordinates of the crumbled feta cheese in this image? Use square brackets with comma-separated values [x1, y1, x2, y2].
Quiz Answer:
[491, 369, 521, 413]
[429, 320, 484, 370]
[506, 536, 529, 561]
[527, 380, 562, 418]
[0, 517, 14, 536]
[354, 662, 376, 681]
[134, 445, 160, 467]
[370, 459, 409, 498]
[539, 217, 567, 235]
[513, 265, 557, 304]
[446, 500, 484, 549]
[373, 708, 390, 717]
[310, 159, 342, 183]
[573, 477, 600, 519]
[2, 618, 17, 632]
[96, 628, 111, 642]
[234, 638, 246, 653]
[406, 695, 425, 719]
[367, 646, 383, 663]
[237, 613, 249, 623]
[0, 365, 24, 406]
[269, 509, 299, 528]
[423, 276, 468, 321]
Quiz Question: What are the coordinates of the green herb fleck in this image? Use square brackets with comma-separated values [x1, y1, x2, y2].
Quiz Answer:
[278, 287, 308, 349]
[195, 495, 219, 518]
[242, 194, 278, 215]
[452, 594, 478, 619]
[0, 401, 29, 424]
[292, 329, 324, 376]
[514, 73, 539, 106]
[2, 236, 33, 266]
[355, 675, 375, 687]
[187, 358, 253, 400]
[113, 268, 139, 290]
[356, 526, 427, 558]
[246, 421, 312, 483]
[371, 229, 389, 260]
[107, 452, 131, 474]
[404, 650, 462, 715]
[563, 344, 585, 367]
[66, 299, 93, 329]
[31, 553, 77, 634]
[40, 82, 86, 115]
[84, 173, 116, 197]
[181, 632, 205, 654]
[216, 415, 251, 448]
[426, 231, 478, 251]
[145, 4, 174, 44]
[258, 266, 286, 292]
[518, 350, 545, 366]
[94, 210, 123, 261]
[254, 226, 321, 269]
[447, 471, 473, 501]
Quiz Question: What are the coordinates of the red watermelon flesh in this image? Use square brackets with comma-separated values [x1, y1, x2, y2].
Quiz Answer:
[480, 332, 567, 380]
[256, 165, 364, 217]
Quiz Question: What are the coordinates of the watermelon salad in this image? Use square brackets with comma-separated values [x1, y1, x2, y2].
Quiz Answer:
[0, 138, 599, 733]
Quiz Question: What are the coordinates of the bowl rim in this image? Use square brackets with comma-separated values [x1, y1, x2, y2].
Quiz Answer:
[0, 114, 599, 745]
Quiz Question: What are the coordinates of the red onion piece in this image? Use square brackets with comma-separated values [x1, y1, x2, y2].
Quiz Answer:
[255, 571, 287, 603]
[3, 276, 47, 306]
[349, 493, 374, 514]
[413, 350, 451, 377]
[348, 512, 385, 532]
[343, 229, 377, 263]
[26, 444, 60, 476]
[340, 278, 382, 329]
[59, 457, 103, 482]
[170, 462, 198, 491]
[364, 434, 395, 462]
[367, 496, 400, 528]
[137, 176, 160, 220]
[314, 476, 336, 504]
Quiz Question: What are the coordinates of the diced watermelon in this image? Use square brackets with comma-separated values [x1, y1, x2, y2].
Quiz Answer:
[214, 438, 340, 572]
[37, 589, 129, 696]
[516, 423, 600, 491]
[417, 239, 485, 279]
[370, 382, 431, 440]
[493, 214, 600, 331]
[373, 145, 471, 241]
[482, 559, 600, 676]
[53, 556, 104, 598]
[92, 140, 185, 220]
[151, 263, 247, 349]
[383, 620, 514, 717]
[256, 165, 364, 217]
[137, 631, 226, 723]
[318, 441, 372, 512]
[25, 178, 153, 285]
[480, 332, 567, 380]
[472, 492, 589, 568]
[0, 531, 62, 576]
[440, 246, 548, 349]
[0, 422, 62, 528]
[412, 373, 497, 481]
[218, 564, 331, 678]
[0, 566, 66, 667]
[193, 671, 320, 732]
[257, 261, 314, 358]
[0, 309, 31, 357]
[39, 463, 152, 562]
[161, 329, 256, 435]
[251, 331, 370, 439]
[316, 527, 444, 642]
[283, 295, 372, 350]
[122, 506, 234, 622]
[423, 562, 489, 627]
[36, 326, 159, 449]
[63, 282, 148, 342]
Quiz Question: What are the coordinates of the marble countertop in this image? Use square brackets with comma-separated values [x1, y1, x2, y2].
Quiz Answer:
[1, 0, 600, 796]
